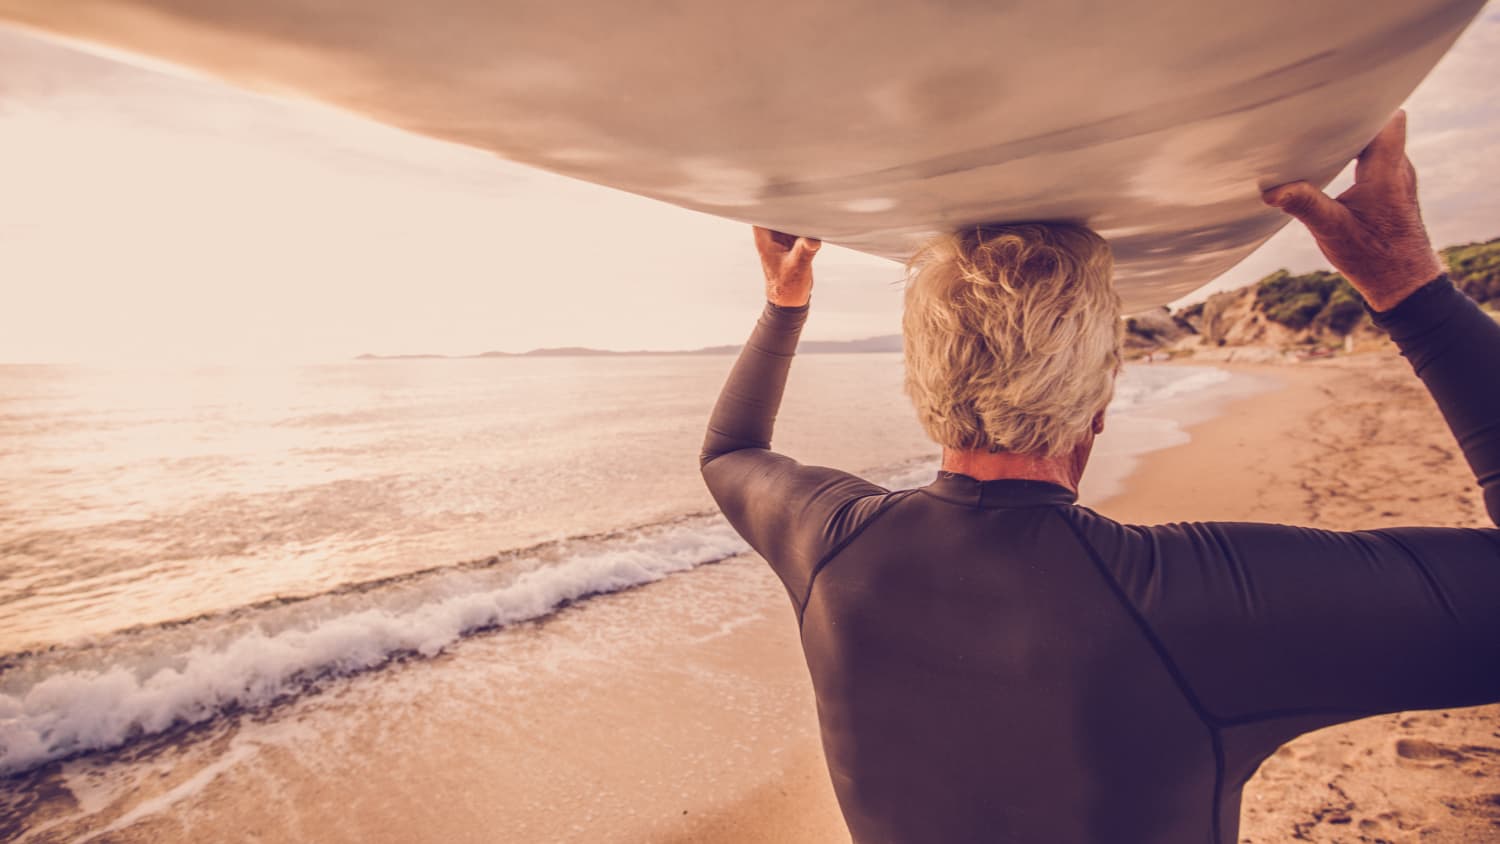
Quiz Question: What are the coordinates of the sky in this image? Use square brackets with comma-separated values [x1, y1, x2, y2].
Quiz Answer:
[0, 6, 1496, 364]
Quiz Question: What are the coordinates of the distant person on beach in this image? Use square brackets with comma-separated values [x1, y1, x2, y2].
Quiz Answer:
[700, 111, 1500, 844]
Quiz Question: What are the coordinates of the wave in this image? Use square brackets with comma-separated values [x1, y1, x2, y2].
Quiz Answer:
[1, 357, 1238, 780]
[0, 513, 751, 777]
[1111, 365, 1232, 412]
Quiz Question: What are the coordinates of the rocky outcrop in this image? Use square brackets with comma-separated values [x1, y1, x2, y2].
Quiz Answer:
[1122, 307, 1195, 355]
[1127, 237, 1500, 361]
[1197, 286, 1299, 348]
[1125, 268, 1415, 360]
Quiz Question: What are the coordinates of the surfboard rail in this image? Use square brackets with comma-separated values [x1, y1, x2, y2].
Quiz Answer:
[0, 0, 1484, 308]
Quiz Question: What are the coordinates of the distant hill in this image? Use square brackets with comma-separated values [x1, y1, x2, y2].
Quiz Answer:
[801, 335, 904, 354]
[357, 334, 902, 361]
[362, 237, 1500, 364]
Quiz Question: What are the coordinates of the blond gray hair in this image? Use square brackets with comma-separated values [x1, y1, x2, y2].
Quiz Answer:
[902, 223, 1122, 457]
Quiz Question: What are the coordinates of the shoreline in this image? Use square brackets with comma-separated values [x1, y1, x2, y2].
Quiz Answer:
[1080, 360, 1277, 507]
[1099, 353, 1500, 843]
[9, 351, 1498, 842]
[1092, 359, 1307, 521]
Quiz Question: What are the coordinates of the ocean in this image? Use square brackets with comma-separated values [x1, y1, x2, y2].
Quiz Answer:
[0, 354, 1258, 838]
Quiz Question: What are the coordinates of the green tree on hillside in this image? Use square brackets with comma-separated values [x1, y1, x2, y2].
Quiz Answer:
[1441, 237, 1500, 304]
[1249, 237, 1499, 333]
[1253, 269, 1364, 332]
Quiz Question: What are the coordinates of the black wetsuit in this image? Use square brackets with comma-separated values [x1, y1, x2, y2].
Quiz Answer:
[699, 275, 1500, 844]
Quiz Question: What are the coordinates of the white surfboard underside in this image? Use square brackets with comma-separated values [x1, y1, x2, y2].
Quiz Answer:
[0, 0, 1484, 308]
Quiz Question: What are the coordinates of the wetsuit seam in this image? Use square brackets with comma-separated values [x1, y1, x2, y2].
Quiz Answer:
[1055, 511, 1222, 724]
[698, 445, 750, 468]
[1211, 734, 1225, 844]
[796, 489, 920, 628]
[743, 341, 795, 359]
[1055, 509, 1226, 844]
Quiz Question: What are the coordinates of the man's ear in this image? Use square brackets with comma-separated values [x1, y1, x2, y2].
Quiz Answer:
[1092, 410, 1106, 435]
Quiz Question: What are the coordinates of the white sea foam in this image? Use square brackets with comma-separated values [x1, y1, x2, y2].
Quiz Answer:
[1111, 365, 1233, 412]
[0, 516, 750, 776]
[1080, 364, 1265, 503]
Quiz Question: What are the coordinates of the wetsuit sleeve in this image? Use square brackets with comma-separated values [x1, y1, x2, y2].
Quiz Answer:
[1077, 275, 1500, 752]
[1370, 275, 1500, 525]
[1066, 514, 1500, 796]
[1109, 520, 1500, 723]
[700, 302, 889, 609]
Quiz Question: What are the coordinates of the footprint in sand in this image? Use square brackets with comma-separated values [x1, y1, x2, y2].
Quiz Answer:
[1397, 713, 1447, 730]
[1466, 792, 1500, 821]
[1357, 811, 1411, 836]
[1395, 738, 1467, 762]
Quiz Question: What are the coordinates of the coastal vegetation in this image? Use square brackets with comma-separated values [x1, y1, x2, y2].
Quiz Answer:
[1125, 235, 1499, 358]
[1443, 237, 1500, 304]
[1253, 270, 1364, 333]
[1249, 237, 1498, 334]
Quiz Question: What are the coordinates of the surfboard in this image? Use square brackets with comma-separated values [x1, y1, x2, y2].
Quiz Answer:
[0, 0, 1484, 309]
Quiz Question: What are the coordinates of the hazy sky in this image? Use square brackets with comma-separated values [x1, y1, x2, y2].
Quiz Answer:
[1, 6, 1496, 364]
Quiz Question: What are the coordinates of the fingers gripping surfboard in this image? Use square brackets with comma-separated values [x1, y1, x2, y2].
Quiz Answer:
[0, 0, 1484, 309]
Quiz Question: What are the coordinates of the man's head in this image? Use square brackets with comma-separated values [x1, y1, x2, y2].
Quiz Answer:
[902, 223, 1122, 460]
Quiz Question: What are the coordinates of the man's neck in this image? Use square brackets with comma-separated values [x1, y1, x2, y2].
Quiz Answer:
[940, 447, 1085, 493]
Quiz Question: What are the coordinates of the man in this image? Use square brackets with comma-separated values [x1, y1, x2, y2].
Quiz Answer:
[699, 112, 1500, 843]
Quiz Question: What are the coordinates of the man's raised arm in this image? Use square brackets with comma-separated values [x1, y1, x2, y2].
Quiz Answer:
[698, 228, 818, 466]
[699, 228, 889, 611]
[1265, 110, 1500, 525]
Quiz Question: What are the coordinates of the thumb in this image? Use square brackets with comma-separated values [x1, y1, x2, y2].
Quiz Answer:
[792, 236, 821, 263]
[1262, 181, 1349, 236]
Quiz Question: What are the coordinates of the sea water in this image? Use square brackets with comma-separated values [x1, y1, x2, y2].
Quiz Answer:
[0, 355, 1259, 804]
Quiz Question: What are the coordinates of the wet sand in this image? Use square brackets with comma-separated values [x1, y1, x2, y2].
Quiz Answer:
[14, 349, 1498, 843]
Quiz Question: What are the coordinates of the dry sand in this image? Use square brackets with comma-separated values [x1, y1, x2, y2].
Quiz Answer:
[1108, 353, 1500, 843]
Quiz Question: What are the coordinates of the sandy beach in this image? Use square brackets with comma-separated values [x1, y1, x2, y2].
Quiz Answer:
[1104, 354, 1500, 843]
[2, 4, 1497, 841]
[10, 346, 1499, 844]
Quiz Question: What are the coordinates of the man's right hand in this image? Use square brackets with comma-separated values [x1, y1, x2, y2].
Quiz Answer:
[1262, 110, 1444, 313]
[754, 226, 821, 308]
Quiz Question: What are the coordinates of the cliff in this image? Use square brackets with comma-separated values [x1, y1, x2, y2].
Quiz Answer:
[1125, 236, 1499, 361]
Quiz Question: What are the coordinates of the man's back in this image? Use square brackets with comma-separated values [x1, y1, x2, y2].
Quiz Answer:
[800, 479, 1217, 842]
[701, 272, 1500, 842]
[703, 120, 1500, 841]
[758, 467, 1500, 843]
